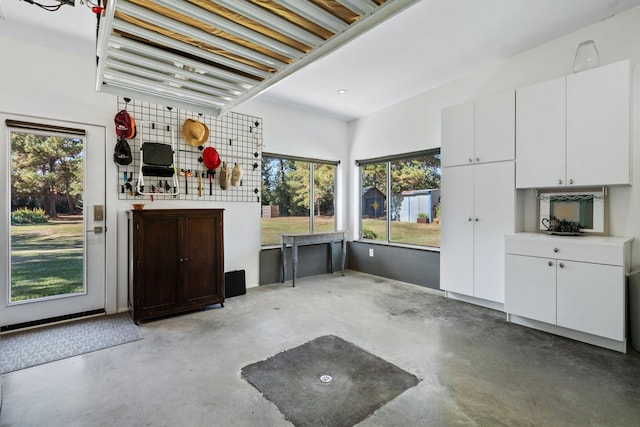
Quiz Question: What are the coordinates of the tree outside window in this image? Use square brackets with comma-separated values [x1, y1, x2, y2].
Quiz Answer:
[261, 156, 336, 246]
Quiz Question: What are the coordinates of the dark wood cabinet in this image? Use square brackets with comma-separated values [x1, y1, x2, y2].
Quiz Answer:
[128, 209, 224, 322]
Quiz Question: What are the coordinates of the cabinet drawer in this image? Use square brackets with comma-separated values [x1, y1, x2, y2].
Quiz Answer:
[505, 235, 625, 266]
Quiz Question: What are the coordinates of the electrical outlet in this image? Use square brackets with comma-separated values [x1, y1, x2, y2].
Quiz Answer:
[369, 248, 374, 257]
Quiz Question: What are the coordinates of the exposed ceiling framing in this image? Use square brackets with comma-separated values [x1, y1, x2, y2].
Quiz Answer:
[96, 0, 418, 115]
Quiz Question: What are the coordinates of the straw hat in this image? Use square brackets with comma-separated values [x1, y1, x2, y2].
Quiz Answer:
[182, 119, 209, 147]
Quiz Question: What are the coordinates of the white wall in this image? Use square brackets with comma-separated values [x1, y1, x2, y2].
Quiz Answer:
[0, 37, 350, 315]
[348, 6, 640, 267]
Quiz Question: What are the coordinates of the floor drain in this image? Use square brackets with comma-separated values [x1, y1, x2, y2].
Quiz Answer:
[319, 375, 333, 383]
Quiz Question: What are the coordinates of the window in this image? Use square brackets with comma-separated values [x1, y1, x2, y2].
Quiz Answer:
[358, 150, 441, 248]
[261, 155, 337, 246]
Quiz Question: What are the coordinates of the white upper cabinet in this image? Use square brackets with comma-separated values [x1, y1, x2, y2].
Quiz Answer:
[516, 76, 566, 188]
[441, 90, 515, 168]
[474, 90, 516, 164]
[515, 59, 631, 189]
[566, 59, 631, 187]
[441, 101, 474, 167]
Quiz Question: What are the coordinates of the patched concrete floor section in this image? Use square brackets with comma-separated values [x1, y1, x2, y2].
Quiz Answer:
[0, 271, 639, 426]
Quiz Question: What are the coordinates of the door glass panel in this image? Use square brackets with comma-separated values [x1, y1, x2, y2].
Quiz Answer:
[10, 131, 84, 302]
[312, 163, 335, 233]
[360, 162, 387, 241]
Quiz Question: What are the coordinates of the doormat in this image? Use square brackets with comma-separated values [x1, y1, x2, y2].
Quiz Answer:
[0, 313, 141, 374]
[241, 335, 419, 427]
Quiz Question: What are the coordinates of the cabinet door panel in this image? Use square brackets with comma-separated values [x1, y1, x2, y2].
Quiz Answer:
[139, 216, 180, 311]
[567, 60, 630, 186]
[182, 214, 223, 303]
[505, 255, 556, 324]
[515, 77, 566, 188]
[473, 161, 514, 302]
[440, 166, 474, 295]
[475, 90, 515, 164]
[556, 261, 624, 341]
[441, 101, 474, 167]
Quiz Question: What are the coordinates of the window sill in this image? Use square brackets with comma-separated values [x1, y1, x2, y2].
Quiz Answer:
[353, 240, 441, 253]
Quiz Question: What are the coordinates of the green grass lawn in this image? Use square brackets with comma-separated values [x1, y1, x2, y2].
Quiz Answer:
[261, 216, 440, 247]
[10, 219, 84, 301]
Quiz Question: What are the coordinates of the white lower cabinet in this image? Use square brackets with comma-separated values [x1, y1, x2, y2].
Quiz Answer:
[505, 233, 631, 352]
[556, 261, 624, 341]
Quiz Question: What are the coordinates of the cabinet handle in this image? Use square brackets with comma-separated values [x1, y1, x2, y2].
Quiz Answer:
[559, 262, 565, 268]
[548, 261, 553, 267]
[553, 248, 559, 253]
[558, 179, 563, 185]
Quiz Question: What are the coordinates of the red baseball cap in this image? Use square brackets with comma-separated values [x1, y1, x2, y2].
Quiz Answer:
[202, 147, 221, 170]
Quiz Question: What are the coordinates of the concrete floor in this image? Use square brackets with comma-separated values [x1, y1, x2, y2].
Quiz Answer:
[1, 271, 640, 426]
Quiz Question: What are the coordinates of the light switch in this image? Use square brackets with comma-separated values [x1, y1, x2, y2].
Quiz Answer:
[94, 205, 104, 221]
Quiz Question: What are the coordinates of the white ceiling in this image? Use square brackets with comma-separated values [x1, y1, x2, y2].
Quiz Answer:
[2, 0, 640, 121]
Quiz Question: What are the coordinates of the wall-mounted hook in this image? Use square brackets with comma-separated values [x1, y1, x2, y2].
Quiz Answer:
[167, 106, 173, 111]
[124, 97, 131, 104]
[252, 162, 259, 170]
[254, 152, 259, 158]
[151, 123, 155, 130]
[254, 188, 259, 194]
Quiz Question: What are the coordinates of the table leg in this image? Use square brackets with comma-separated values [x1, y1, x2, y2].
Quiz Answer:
[341, 237, 346, 276]
[292, 243, 298, 287]
[329, 241, 334, 273]
[281, 240, 286, 283]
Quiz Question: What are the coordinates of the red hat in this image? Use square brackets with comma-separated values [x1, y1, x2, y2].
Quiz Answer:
[202, 147, 221, 170]
[114, 110, 133, 138]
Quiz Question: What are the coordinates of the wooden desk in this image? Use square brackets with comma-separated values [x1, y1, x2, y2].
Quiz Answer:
[281, 231, 347, 286]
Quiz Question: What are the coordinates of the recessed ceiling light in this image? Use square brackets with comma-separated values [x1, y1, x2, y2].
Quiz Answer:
[337, 89, 347, 95]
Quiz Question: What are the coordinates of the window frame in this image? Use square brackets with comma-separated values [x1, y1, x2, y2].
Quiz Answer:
[261, 153, 339, 247]
[356, 149, 441, 250]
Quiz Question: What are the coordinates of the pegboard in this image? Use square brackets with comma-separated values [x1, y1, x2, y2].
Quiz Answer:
[115, 98, 262, 202]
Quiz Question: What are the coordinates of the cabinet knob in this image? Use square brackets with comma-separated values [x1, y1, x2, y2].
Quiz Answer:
[184, 257, 189, 261]
[468, 158, 473, 163]
[468, 217, 473, 221]
[179, 258, 184, 262]
[475, 218, 479, 222]
[569, 179, 574, 185]
[553, 248, 559, 253]
[475, 157, 480, 162]
[559, 262, 565, 268]
[548, 261, 553, 267]
[558, 179, 563, 185]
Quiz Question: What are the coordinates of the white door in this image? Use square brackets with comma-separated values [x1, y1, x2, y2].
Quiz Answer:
[505, 254, 557, 324]
[441, 101, 474, 167]
[556, 260, 624, 341]
[440, 165, 474, 296]
[515, 76, 566, 188]
[474, 90, 515, 164]
[473, 161, 514, 303]
[566, 59, 631, 187]
[0, 115, 106, 327]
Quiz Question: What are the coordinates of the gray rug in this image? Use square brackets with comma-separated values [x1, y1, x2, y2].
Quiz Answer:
[0, 313, 141, 373]
[242, 335, 420, 427]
